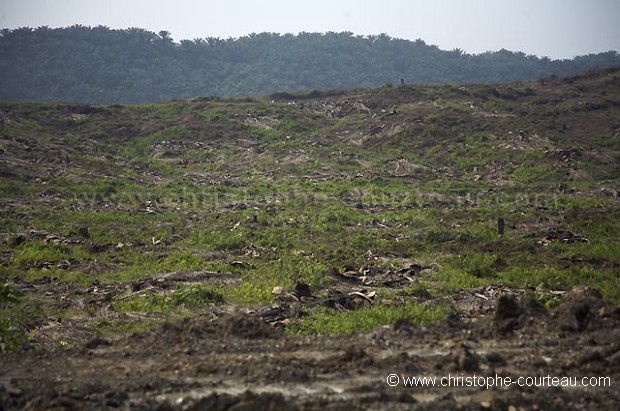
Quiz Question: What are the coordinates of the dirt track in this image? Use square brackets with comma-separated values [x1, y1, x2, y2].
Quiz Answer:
[1, 284, 618, 410]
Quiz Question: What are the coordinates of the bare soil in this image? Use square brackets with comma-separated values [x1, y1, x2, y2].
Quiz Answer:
[1, 280, 618, 410]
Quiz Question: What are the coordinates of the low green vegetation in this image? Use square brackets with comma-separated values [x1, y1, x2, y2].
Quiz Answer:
[0, 282, 29, 352]
[1, 69, 619, 347]
[112, 284, 225, 313]
[287, 302, 448, 335]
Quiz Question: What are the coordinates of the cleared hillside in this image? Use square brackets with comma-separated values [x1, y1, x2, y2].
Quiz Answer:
[1, 70, 619, 410]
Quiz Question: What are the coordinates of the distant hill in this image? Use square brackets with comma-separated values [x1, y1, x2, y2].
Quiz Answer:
[0, 26, 619, 104]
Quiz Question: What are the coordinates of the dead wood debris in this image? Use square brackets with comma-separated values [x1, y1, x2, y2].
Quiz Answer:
[537, 228, 588, 246]
[326, 263, 430, 287]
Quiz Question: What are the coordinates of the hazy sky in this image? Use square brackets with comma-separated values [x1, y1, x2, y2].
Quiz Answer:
[1, 0, 619, 59]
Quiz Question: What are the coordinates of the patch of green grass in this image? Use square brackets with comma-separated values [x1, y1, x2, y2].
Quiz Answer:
[160, 250, 206, 271]
[223, 280, 278, 305]
[452, 253, 504, 279]
[13, 242, 68, 267]
[428, 266, 496, 294]
[0, 283, 32, 352]
[527, 290, 564, 309]
[0, 282, 22, 304]
[113, 284, 225, 313]
[0, 179, 29, 198]
[500, 265, 619, 302]
[0, 317, 29, 352]
[509, 163, 558, 182]
[222, 256, 330, 305]
[554, 240, 620, 268]
[287, 302, 448, 335]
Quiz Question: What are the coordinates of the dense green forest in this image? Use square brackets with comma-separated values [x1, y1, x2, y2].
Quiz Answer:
[1, 25, 619, 103]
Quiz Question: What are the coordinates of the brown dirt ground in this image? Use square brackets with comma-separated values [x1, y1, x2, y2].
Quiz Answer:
[1, 281, 619, 411]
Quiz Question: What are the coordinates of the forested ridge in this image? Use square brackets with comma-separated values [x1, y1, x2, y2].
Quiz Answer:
[1, 25, 619, 104]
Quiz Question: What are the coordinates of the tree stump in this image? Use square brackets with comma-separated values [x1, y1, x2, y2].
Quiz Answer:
[497, 217, 505, 235]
